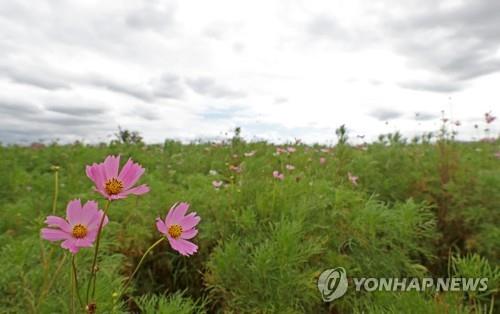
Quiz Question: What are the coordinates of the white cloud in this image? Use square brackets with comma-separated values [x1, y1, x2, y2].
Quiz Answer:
[0, 0, 499, 144]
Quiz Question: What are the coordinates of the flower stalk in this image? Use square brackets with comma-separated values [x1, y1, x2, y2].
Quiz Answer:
[119, 237, 166, 297]
[72, 255, 83, 309]
[86, 199, 111, 304]
[51, 165, 59, 214]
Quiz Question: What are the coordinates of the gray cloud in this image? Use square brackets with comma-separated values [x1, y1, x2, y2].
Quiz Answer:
[306, 1, 500, 93]
[414, 112, 439, 121]
[274, 97, 288, 104]
[42, 114, 104, 126]
[1, 60, 186, 102]
[384, 0, 500, 91]
[129, 105, 163, 121]
[232, 42, 245, 54]
[203, 24, 225, 40]
[186, 77, 246, 99]
[307, 15, 347, 40]
[0, 98, 43, 115]
[0, 98, 107, 126]
[202, 21, 244, 41]
[0, 97, 113, 143]
[1, 65, 70, 90]
[306, 14, 378, 49]
[125, 2, 176, 31]
[151, 74, 185, 99]
[87, 76, 153, 101]
[45, 103, 108, 116]
[200, 106, 249, 121]
[369, 108, 404, 121]
[84, 73, 186, 101]
[399, 80, 464, 93]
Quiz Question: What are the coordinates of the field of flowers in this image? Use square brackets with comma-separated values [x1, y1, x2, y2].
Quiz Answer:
[0, 130, 499, 313]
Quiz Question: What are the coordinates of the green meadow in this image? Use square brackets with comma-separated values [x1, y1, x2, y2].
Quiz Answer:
[0, 131, 499, 313]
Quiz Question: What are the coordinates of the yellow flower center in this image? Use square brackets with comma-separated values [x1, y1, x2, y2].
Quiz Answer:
[72, 224, 88, 239]
[105, 178, 124, 195]
[168, 224, 183, 239]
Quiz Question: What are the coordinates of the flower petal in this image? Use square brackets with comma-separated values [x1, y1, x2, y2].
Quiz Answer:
[109, 194, 127, 200]
[180, 213, 200, 230]
[167, 236, 198, 256]
[80, 200, 99, 225]
[117, 184, 149, 197]
[74, 237, 95, 248]
[83, 229, 99, 243]
[45, 216, 71, 233]
[117, 158, 134, 182]
[118, 159, 145, 189]
[103, 155, 120, 180]
[87, 210, 109, 232]
[66, 199, 83, 225]
[86, 164, 105, 190]
[181, 228, 198, 240]
[61, 238, 80, 254]
[93, 187, 111, 199]
[174, 237, 198, 256]
[169, 202, 189, 225]
[41, 228, 70, 241]
[156, 217, 167, 234]
[164, 202, 178, 226]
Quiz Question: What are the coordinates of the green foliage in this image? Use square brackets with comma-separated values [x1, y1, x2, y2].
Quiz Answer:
[0, 138, 499, 313]
[206, 220, 323, 313]
[114, 126, 144, 145]
[452, 254, 500, 302]
[135, 292, 206, 314]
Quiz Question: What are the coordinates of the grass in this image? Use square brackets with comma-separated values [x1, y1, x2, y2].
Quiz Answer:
[0, 132, 498, 313]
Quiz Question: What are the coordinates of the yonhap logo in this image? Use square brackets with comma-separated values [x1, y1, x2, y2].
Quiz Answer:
[317, 267, 490, 302]
[317, 267, 349, 302]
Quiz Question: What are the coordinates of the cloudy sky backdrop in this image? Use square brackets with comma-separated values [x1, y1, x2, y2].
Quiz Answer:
[1, 0, 499, 144]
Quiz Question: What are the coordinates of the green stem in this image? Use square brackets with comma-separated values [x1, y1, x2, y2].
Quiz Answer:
[38, 165, 61, 311]
[70, 253, 74, 314]
[52, 167, 59, 214]
[72, 255, 83, 309]
[118, 237, 165, 297]
[272, 180, 277, 210]
[86, 199, 111, 304]
[489, 294, 495, 314]
[37, 254, 67, 310]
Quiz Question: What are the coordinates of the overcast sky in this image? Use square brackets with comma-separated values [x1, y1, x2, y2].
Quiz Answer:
[1, 0, 499, 144]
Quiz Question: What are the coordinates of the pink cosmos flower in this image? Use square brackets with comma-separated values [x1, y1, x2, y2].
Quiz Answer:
[212, 180, 223, 189]
[494, 151, 500, 159]
[156, 203, 200, 256]
[287, 147, 296, 153]
[229, 165, 241, 173]
[485, 112, 496, 124]
[273, 170, 284, 180]
[41, 199, 108, 254]
[276, 147, 287, 155]
[348, 172, 358, 186]
[86, 155, 149, 200]
[481, 137, 495, 143]
[319, 157, 326, 164]
[286, 164, 295, 170]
